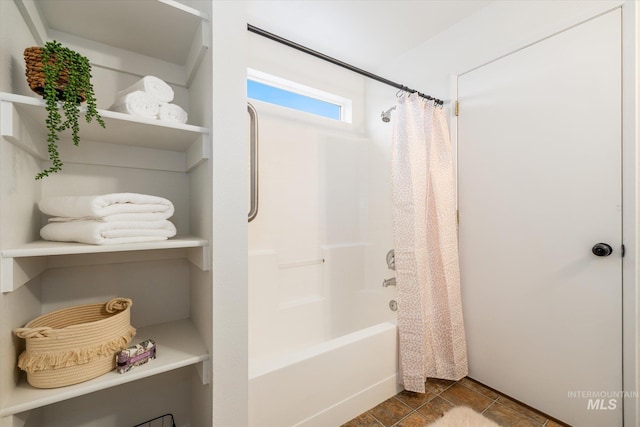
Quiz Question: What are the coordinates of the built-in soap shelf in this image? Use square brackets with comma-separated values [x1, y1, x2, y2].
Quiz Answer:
[1, 236, 209, 293]
[0, 318, 210, 418]
[0, 92, 210, 173]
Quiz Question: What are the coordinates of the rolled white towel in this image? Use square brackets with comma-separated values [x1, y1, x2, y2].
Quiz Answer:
[109, 91, 160, 119]
[158, 103, 188, 124]
[116, 75, 174, 104]
[39, 193, 174, 219]
[40, 220, 177, 245]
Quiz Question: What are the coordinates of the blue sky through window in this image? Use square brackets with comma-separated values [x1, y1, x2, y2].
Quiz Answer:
[247, 79, 342, 120]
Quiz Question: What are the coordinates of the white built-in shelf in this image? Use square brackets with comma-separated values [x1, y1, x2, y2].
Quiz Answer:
[15, 0, 209, 87]
[0, 92, 208, 150]
[0, 318, 209, 417]
[2, 236, 208, 259]
[1, 236, 209, 293]
[0, 92, 210, 172]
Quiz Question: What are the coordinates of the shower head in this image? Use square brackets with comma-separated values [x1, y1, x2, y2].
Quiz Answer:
[381, 106, 396, 123]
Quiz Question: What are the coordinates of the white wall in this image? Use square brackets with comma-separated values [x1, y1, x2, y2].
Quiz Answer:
[374, 1, 625, 99]
[208, 2, 249, 426]
[364, 0, 637, 425]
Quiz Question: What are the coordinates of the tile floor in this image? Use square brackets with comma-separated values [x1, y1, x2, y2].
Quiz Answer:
[342, 377, 571, 427]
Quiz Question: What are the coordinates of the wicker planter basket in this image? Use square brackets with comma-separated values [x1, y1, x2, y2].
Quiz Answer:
[24, 46, 86, 102]
[14, 298, 136, 389]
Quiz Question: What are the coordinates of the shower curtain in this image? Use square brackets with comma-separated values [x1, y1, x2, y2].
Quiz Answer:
[391, 94, 468, 393]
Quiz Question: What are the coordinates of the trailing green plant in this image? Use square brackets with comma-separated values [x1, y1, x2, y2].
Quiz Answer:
[37, 40, 105, 180]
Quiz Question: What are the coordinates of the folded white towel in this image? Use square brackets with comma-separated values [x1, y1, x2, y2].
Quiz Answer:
[109, 90, 160, 119]
[158, 103, 188, 124]
[116, 76, 174, 104]
[48, 212, 173, 223]
[39, 193, 174, 219]
[40, 220, 177, 245]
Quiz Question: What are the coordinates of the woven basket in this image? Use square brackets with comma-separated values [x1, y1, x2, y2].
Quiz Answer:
[14, 298, 136, 389]
[24, 46, 86, 102]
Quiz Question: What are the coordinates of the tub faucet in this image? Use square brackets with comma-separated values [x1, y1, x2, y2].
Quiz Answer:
[382, 277, 396, 287]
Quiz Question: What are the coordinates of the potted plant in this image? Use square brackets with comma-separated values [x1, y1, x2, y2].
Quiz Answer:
[24, 40, 105, 179]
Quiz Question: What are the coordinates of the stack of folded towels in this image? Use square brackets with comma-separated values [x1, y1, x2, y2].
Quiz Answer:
[39, 193, 177, 245]
[109, 76, 188, 124]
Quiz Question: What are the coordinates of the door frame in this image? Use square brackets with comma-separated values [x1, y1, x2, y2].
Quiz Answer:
[449, 3, 638, 425]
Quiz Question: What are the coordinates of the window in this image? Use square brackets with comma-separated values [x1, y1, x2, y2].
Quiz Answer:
[247, 69, 352, 122]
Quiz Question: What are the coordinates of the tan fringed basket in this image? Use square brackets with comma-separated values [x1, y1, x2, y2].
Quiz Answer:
[23, 46, 85, 101]
[14, 298, 136, 389]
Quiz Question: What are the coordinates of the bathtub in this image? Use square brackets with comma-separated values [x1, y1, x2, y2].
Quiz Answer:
[248, 321, 400, 427]
[248, 244, 399, 426]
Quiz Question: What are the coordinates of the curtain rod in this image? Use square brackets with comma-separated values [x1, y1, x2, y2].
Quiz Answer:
[247, 24, 444, 106]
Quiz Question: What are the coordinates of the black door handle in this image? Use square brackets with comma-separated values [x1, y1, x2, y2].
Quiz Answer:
[592, 243, 613, 257]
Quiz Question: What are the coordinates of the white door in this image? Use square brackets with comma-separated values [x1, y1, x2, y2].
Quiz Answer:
[457, 9, 622, 427]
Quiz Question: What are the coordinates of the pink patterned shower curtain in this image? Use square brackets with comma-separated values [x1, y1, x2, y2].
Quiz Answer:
[391, 94, 468, 393]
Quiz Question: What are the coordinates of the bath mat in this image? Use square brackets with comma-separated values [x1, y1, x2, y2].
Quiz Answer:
[427, 406, 501, 427]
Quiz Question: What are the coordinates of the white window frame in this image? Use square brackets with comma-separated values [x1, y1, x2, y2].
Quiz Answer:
[247, 68, 353, 123]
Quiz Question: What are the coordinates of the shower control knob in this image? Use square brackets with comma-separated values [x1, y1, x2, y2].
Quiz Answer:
[386, 249, 395, 270]
[592, 243, 613, 257]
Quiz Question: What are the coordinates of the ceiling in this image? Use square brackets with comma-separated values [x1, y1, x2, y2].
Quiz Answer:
[245, 1, 492, 73]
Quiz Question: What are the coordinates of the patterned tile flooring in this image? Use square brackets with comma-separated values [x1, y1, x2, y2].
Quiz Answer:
[342, 377, 571, 427]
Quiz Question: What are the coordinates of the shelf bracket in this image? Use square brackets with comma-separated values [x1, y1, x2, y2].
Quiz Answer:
[0, 411, 30, 427]
[13, 0, 47, 45]
[185, 19, 210, 88]
[187, 245, 211, 271]
[0, 101, 46, 160]
[195, 360, 211, 385]
[186, 135, 209, 172]
[1, 256, 47, 293]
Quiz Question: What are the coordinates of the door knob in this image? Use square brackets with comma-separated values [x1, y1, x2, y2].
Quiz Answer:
[592, 243, 613, 257]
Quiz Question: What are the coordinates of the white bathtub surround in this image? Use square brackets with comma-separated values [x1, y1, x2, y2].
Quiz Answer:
[246, 109, 400, 424]
[391, 93, 467, 393]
